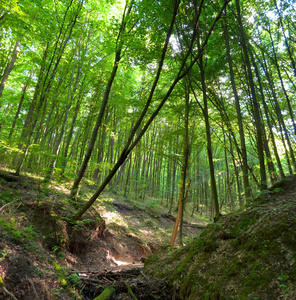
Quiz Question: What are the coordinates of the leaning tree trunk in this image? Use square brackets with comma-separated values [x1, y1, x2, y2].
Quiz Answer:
[15, 1, 81, 175]
[255, 44, 285, 179]
[266, 49, 296, 172]
[8, 69, 32, 140]
[44, 55, 79, 183]
[0, 40, 21, 100]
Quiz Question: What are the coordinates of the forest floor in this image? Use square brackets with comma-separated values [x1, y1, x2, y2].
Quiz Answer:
[5, 167, 296, 299]
[0, 167, 206, 299]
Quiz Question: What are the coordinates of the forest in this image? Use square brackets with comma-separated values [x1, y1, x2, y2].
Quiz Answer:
[0, 0, 296, 299]
[1, 0, 296, 220]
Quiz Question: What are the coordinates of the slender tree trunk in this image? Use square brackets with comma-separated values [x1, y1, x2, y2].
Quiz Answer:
[249, 49, 278, 184]
[43, 57, 77, 183]
[124, 155, 132, 197]
[198, 38, 220, 221]
[61, 98, 81, 176]
[93, 122, 108, 181]
[15, 2, 81, 175]
[178, 83, 190, 246]
[169, 139, 178, 214]
[19, 43, 49, 147]
[235, 0, 267, 190]
[8, 69, 32, 140]
[268, 60, 296, 171]
[257, 45, 285, 178]
[228, 134, 243, 209]
[0, 40, 21, 100]
[224, 132, 234, 211]
[69, 2, 134, 199]
[223, 15, 251, 204]
[273, 0, 296, 78]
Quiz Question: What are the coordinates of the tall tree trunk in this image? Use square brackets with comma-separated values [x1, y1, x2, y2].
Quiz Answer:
[168, 137, 178, 215]
[222, 15, 251, 204]
[223, 132, 234, 211]
[15, 1, 81, 175]
[228, 134, 243, 209]
[0, 40, 21, 100]
[43, 56, 78, 183]
[8, 69, 32, 140]
[266, 32, 296, 172]
[249, 49, 278, 184]
[273, 0, 296, 78]
[257, 44, 286, 178]
[235, 0, 267, 191]
[178, 82, 190, 246]
[70, 2, 133, 199]
[198, 34, 220, 221]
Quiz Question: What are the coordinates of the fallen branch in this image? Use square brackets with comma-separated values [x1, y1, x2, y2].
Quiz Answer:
[27, 276, 39, 300]
[0, 275, 18, 300]
[79, 277, 102, 284]
[140, 270, 150, 281]
[124, 282, 138, 300]
[183, 224, 206, 229]
[0, 199, 19, 212]
[93, 285, 116, 300]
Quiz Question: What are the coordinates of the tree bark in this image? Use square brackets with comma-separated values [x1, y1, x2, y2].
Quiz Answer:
[223, 132, 234, 211]
[249, 49, 278, 184]
[235, 0, 267, 191]
[222, 15, 251, 204]
[197, 29, 220, 221]
[0, 40, 21, 100]
[70, 2, 133, 199]
[8, 69, 32, 140]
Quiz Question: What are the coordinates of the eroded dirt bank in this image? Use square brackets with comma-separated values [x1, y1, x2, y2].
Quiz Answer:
[0, 170, 203, 299]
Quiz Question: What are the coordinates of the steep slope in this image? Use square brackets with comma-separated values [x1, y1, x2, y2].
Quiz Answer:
[145, 176, 296, 299]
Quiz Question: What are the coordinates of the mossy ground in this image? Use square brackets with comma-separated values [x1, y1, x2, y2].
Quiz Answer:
[145, 175, 296, 299]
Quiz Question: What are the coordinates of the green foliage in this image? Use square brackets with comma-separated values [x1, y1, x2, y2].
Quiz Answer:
[53, 261, 68, 288]
[232, 215, 257, 237]
[0, 249, 11, 262]
[72, 218, 95, 231]
[0, 217, 38, 243]
[66, 273, 82, 289]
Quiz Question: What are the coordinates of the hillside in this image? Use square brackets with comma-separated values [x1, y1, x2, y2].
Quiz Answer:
[145, 175, 296, 299]
[1, 169, 296, 299]
[0, 169, 203, 299]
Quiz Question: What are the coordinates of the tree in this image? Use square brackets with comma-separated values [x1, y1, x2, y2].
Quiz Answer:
[73, 0, 231, 220]
[0, 39, 20, 100]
